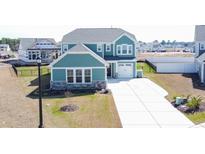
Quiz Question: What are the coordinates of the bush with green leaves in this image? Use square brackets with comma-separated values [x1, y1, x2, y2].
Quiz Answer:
[186, 96, 202, 111]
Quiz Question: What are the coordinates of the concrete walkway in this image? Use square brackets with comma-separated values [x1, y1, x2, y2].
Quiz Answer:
[108, 78, 194, 128]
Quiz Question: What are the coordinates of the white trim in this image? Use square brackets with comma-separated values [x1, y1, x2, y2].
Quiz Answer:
[49, 44, 108, 67]
[51, 69, 53, 81]
[97, 43, 103, 52]
[201, 62, 205, 83]
[52, 67, 105, 69]
[112, 33, 137, 44]
[65, 68, 92, 84]
[116, 44, 133, 55]
[105, 43, 111, 52]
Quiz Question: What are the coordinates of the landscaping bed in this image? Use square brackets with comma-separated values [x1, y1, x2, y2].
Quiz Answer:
[136, 62, 205, 124]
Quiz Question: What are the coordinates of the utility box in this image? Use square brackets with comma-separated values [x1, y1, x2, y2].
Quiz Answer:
[137, 69, 143, 78]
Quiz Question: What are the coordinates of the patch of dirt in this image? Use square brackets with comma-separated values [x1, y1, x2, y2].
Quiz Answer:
[60, 104, 79, 112]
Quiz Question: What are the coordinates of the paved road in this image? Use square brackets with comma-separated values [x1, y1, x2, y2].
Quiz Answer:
[0, 63, 38, 127]
[108, 78, 195, 128]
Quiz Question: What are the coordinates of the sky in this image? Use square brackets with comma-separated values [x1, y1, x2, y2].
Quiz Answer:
[0, 25, 195, 42]
[0, 0, 203, 42]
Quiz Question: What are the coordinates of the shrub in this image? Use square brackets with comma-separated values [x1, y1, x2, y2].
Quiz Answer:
[186, 96, 202, 111]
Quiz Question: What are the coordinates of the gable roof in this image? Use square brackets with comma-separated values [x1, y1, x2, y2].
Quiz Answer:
[195, 25, 205, 41]
[19, 38, 57, 50]
[49, 43, 108, 67]
[62, 28, 136, 43]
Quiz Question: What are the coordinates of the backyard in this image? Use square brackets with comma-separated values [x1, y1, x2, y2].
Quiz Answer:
[0, 65, 121, 128]
[137, 62, 205, 124]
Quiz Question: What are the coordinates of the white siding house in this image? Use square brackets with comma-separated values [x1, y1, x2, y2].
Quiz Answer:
[194, 25, 205, 83]
[18, 38, 60, 64]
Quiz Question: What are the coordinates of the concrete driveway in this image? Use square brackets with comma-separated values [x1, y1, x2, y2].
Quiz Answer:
[108, 78, 194, 128]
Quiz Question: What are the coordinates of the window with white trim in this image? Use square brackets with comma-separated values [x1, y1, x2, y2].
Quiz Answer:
[84, 69, 91, 83]
[97, 44, 103, 52]
[116, 44, 133, 55]
[106, 44, 111, 52]
[67, 70, 74, 83]
[63, 44, 68, 52]
[117, 46, 121, 54]
[76, 69, 82, 83]
[200, 44, 205, 50]
[128, 45, 133, 54]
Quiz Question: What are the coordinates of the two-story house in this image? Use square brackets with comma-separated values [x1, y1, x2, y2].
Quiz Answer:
[49, 28, 138, 90]
[194, 25, 205, 84]
[18, 38, 60, 64]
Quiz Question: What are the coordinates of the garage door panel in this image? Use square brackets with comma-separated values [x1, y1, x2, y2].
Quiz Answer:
[118, 63, 133, 78]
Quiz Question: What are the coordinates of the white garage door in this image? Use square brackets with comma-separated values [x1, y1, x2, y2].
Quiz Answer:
[118, 63, 133, 78]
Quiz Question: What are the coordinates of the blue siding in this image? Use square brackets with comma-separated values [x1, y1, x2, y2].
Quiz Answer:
[114, 35, 136, 57]
[68, 44, 76, 49]
[52, 69, 66, 81]
[104, 44, 113, 57]
[92, 68, 105, 81]
[84, 44, 103, 57]
[53, 54, 105, 67]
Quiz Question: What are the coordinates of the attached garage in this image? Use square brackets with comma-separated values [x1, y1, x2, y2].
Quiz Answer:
[117, 63, 134, 78]
[146, 57, 197, 73]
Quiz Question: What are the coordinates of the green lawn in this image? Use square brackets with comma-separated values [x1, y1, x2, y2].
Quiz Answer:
[136, 62, 205, 124]
[16, 66, 50, 76]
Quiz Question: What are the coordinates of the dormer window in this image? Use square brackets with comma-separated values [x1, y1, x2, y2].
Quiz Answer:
[97, 44, 102, 52]
[106, 44, 111, 52]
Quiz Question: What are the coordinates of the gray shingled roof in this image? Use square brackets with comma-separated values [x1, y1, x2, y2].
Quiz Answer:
[67, 43, 90, 52]
[195, 25, 205, 41]
[19, 38, 57, 50]
[62, 28, 136, 43]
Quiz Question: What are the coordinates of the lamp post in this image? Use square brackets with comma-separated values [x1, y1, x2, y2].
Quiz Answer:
[37, 57, 44, 128]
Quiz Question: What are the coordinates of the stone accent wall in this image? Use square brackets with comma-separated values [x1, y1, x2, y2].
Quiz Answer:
[50, 81, 107, 90]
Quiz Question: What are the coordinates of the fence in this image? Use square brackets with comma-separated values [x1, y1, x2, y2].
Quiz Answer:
[12, 66, 50, 77]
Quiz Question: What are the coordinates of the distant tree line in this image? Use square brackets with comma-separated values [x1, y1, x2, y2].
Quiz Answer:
[0, 38, 20, 51]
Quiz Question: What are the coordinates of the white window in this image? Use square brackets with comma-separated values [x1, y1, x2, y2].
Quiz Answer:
[63, 45, 68, 52]
[106, 44, 111, 52]
[122, 45, 127, 54]
[200, 44, 205, 50]
[97, 44, 103, 52]
[67, 70, 74, 83]
[76, 69, 83, 83]
[128, 45, 133, 54]
[117, 45, 121, 54]
[84, 69, 91, 83]
[117, 44, 133, 55]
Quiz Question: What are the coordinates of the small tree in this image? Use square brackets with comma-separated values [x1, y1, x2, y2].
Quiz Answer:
[186, 96, 202, 111]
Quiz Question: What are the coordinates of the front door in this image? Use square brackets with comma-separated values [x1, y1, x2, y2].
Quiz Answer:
[107, 63, 111, 77]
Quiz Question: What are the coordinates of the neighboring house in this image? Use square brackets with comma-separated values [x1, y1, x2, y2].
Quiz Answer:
[18, 38, 60, 63]
[0, 44, 10, 56]
[49, 28, 138, 90]
[195, 25, 205, 83]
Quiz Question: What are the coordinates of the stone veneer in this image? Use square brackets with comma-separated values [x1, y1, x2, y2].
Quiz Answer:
[50, 81, 107, 90]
